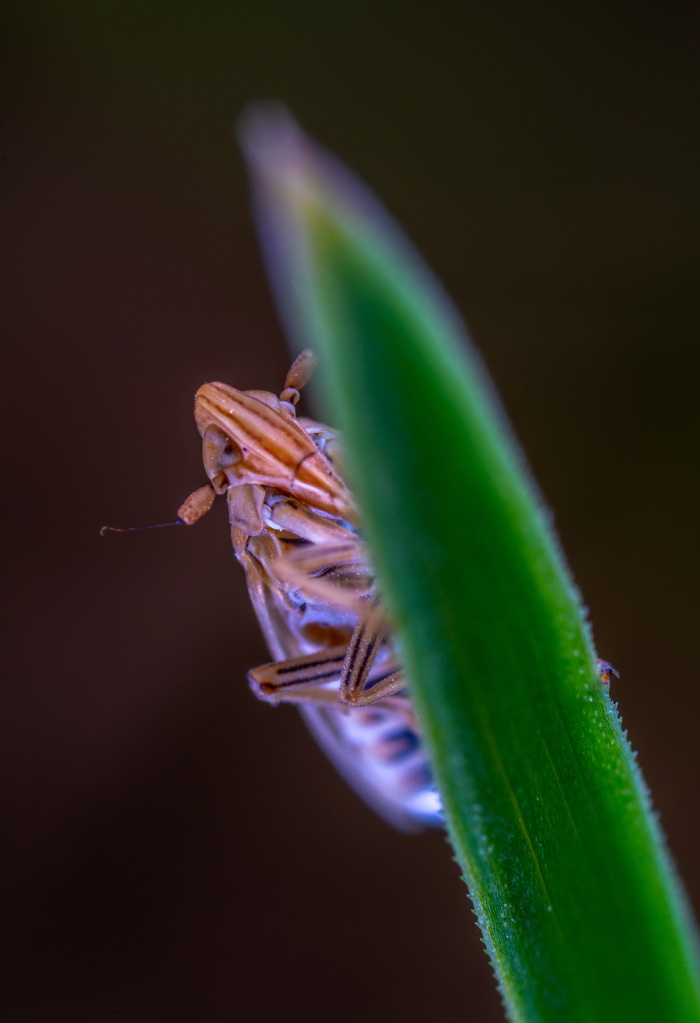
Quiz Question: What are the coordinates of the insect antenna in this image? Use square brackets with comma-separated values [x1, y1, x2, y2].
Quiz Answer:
[99, 519, 185, 537]
[280, 348, 318, 406]
[101, 483, 218, 536]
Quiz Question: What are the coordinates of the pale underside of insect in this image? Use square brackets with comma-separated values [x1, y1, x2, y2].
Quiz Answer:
[177, 350, 442, 830]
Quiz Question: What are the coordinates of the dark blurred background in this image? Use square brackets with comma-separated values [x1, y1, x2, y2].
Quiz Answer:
[2, 2, 699, 1020]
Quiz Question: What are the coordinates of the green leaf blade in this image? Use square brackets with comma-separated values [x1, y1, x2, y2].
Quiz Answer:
[241, 109, 700, 1022]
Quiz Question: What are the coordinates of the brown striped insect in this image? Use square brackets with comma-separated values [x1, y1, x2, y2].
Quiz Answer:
[177, 350, 441, 828]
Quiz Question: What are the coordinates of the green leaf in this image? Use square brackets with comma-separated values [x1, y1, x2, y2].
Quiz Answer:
[240, 108, 700, 1023]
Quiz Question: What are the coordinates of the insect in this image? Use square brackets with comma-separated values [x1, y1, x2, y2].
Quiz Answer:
[595, 660, 619, 686]
[177, 350, 442, 829]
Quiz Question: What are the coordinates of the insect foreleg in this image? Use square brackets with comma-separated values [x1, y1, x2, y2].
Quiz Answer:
[235, 544, 290, 662]
[227, 483, 266, 536]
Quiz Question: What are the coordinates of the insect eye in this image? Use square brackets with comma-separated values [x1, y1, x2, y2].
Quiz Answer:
[202, 425, 242, 490]
[220, 441, 239, 464]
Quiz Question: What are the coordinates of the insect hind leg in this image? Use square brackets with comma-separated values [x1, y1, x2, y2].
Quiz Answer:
[339, 602, 407, 707]
[249, 642, 403, 708]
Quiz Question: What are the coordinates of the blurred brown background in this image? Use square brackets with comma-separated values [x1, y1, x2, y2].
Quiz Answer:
[2, 2, 700, 1020]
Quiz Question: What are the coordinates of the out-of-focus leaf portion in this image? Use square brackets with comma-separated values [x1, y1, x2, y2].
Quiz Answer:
[240, 107, 700, 1022]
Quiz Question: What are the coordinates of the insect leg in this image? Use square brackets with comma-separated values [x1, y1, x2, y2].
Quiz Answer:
[344, 670, 406, 707]
[261, 498, 371, 610]
[339, 603, 407, 707]
[596, 658, 619, 685]
[235, 544, 292, 663]
[273, 540, 372, 614]
[249, 644, 349, 702]
[249, 644, 403, 707]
